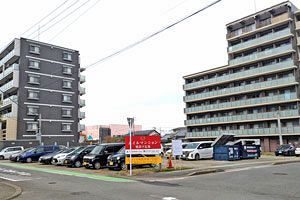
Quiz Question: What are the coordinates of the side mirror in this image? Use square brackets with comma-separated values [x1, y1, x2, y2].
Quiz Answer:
[104, 151, 108, 154]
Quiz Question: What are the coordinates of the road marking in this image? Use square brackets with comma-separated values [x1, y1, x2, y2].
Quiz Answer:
[162, 197, 178, 200]
[0, 163, 135, 183]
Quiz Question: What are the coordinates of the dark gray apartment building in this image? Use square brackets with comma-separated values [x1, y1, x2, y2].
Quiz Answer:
[183, 1, 300, 152]
[0, 38, 85, 146]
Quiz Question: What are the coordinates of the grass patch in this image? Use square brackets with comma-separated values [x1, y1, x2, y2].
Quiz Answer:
[262, 152, 275, 156]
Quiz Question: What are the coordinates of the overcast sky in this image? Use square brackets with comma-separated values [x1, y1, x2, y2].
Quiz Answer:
[1, 0, 299, 130]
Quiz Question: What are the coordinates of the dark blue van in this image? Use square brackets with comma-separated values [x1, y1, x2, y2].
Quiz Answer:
[18, 145, 62, 163]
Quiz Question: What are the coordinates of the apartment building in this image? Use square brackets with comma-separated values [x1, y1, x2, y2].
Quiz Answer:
[183, 1, 300, 151]
[0, 38, 85, 146]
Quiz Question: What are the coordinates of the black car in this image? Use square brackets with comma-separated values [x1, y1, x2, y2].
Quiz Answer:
[83, 143, 124, 170]
[275, 144, 296, 156]
[107, 147, 126, 170]
[38, 149, 66, 164]
[64, 145, 96, 168]
[9, 148, 34, 162]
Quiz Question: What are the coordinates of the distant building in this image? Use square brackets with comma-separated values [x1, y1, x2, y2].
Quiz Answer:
[183, 2, 300, 152]
[82, 124, 142, 142]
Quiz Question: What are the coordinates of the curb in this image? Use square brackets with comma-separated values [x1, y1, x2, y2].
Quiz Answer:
[272, 159, 300, 166]
[1, 182, 22, 200]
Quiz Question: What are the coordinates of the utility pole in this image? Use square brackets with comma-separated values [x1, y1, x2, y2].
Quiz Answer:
[277, 111, 283, 145]
[35, 114, 42, 145]
[127, 117, 134, 176]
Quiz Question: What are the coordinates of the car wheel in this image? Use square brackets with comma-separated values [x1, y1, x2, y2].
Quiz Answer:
[0, 156, 4, 160]
[195, 154, 200, 161]
[26, 157, 32, 163]
[94, 162, 101, 170]
[74, 160, 81, 168]
[120, 162, 126, 170]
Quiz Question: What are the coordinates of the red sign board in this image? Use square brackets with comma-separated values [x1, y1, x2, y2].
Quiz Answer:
[125, 136, 161, 150]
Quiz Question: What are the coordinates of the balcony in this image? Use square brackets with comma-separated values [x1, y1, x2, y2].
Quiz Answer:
[79, 99, 85, 107]
[1, 96, 18, 108]
[0, 78, 19, 94]
[78, 124, 85, 132]
[297, 36, 300, 46]
[79, 75, 86, 83]
[79, 86, 85, 95]
[185, 92, 297, 114]
[185, 109, 299, 126]
[1, 112, 17, 119]
[229, 44, 293, 66]
[227, 13, 291, 40]
[296, 21, 300, 30]
[0, 64, 19, 80]
[228, 28, 291, 53]
[79, 111, 85, 119]
[0, 50, 20, 67]
[186, 126, 300, 138]
[184, 76, 296, 102]
[184, 60, 295, 90]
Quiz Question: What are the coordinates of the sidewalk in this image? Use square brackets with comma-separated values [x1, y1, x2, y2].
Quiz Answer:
[0, 181, 22, 200]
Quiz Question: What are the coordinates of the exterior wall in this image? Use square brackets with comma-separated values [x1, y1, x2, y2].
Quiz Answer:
[15, 38, 81, 146]
[183, 2, 300, 151]
[5, 118, 17, 140]
[110, 124, 142, 137]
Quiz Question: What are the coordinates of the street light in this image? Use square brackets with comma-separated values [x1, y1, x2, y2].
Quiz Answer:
[127, 117, 134, 176]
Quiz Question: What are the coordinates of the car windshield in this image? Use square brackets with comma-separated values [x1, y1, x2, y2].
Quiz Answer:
[72, 147, 86, 154]
[62, 148, 76, 154]
[117, 147, 125, 154]
[90, 145, 105, 155]
[278, 145, 291, 150]
[184, 143, 200, 149]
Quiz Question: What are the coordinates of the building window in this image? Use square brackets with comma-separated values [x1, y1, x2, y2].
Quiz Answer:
[26, 122, 38, 131]
[62, 123, 72, 132]
[28, 90, 39, 100]
[63, 80, 72, 89]
[27, 106, 39, 116]
[62, 94, 72, 103]
[29, 59, 40, 69]
[63, 52, 72, 61]
[29, 44, 40, 54]
[62, 108, 72, 117]
[28, 74, 40, 85]
[62, 65, 72, 75]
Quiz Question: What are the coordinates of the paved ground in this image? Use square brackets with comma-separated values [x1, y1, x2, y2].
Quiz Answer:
[0, 181, 18, 199]
[0, 159, 299, 199]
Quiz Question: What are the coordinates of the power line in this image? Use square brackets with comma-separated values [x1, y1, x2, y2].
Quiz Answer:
[84, 0, 222, 70]
[20, 0, 71, 37]
[26, 0, 81, 39]
[31, 0, 93, 40]
[49, 0, 102, 42]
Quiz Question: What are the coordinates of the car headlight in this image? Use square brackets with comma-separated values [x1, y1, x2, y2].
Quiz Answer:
[117, 156, 120, 160]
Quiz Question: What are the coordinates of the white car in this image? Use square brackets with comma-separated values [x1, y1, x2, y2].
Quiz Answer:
[181, 141, 213, 160]
[295, 147, 300, 157]
[0, 146, 24, 160]
[51, 147, 84, 165]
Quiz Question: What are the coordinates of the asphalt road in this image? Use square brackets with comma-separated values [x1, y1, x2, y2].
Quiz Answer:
[1, 162, 300, 200]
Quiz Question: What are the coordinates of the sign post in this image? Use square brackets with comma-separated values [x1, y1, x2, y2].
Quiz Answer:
[172, 140, 183, 169]
[127, 117, 134, 176]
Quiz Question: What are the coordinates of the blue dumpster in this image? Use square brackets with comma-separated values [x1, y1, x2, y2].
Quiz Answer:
[213, 145, 240, 161]
[240, 145, 261, 159]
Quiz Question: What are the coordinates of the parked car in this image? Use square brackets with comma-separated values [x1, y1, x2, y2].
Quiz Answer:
[0, 146, 24, 160]
[64, 145, 96, 168]
[295, 147, 300, 157]
[181, 141, 213, 160]
[106, 147, 126, 170]
[275, 144, 296, 156]
[52, 147, 85, 165]
[83, 143, 124, 169]
[18, 145, 62, 163]
[39, 149, 66, 164]
[9, 148, 33, 162]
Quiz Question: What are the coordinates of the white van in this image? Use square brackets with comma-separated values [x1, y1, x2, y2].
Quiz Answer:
[0, 146, 24, 160]
[181, 141, 213, 160]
